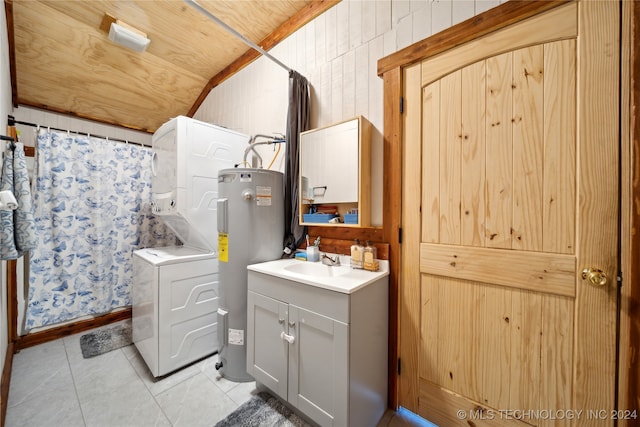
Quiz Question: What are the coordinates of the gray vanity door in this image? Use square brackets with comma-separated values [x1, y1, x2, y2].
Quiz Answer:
[247, 291, 289, 400]
[287, 305, 349, 427]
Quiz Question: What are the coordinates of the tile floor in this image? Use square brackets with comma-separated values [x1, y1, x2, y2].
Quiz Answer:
[6, 321, 432, 427]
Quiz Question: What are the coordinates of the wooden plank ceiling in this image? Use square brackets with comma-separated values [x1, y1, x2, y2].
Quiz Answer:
[8, 0, 336, 133]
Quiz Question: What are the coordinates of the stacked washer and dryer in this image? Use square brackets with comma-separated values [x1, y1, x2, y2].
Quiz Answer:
[132, 116, 285, 379]
[132, 116, 247, 377]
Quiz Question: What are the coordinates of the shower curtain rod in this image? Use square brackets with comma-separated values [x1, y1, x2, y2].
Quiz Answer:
[185, 0, 293, 74]
[7, 116, 149, 147]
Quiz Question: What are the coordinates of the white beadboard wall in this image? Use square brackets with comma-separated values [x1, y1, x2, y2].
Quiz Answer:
[11, 106, 153, 148]
[193, 0, 503, 226]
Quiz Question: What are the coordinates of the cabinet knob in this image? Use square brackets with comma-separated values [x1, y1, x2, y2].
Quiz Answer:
[280, 331, 295, 344]
[278, 317, 285, 323]
[288, 321, 296, 327]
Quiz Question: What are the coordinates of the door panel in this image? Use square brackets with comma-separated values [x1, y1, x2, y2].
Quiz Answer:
[542, 39, 576, 255]
[485, 52, 513, 249]
[421, 81, 441, 244]
[419, 3, 577, 87]
[288, 305, 349, 427]
[461, 60, 486, 247]
[512, 45, 544, 251]
[539, 295, 574, 427]
[401, 2, 619, 426]
[420, 276, 576, 425]
[508, 289, 542, 412]
[420, 243, 576, 297]
[439, 70, 463, 245]
[247, 291, 288, 400]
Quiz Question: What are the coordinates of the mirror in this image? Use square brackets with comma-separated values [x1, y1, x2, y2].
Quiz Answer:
[299, 116, 370, 227]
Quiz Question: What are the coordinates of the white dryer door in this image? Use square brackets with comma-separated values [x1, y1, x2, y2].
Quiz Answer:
[157, 257, 219, 376]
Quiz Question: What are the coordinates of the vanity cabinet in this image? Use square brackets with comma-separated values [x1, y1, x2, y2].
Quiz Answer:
[299, 116, 371, 227]
[246, 269, 388, 427]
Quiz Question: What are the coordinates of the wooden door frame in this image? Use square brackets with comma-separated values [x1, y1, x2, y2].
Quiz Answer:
[379, 0, 637, 417]
[620, 0, 640, 421]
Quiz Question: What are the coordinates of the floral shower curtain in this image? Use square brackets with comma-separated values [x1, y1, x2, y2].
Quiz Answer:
[26, 129, 174, 330]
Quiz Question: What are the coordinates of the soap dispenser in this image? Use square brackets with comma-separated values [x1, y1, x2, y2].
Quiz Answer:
[350, 238, 363, 269]
[363, 240, 379, 272]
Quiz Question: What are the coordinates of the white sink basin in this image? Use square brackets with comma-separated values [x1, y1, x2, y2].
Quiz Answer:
[284, 262, 351, 277]
[247, 258, 389, 294]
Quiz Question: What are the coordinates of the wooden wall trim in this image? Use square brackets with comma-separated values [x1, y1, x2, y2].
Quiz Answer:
[306, 226, 388, 257]
[306, 225, 384, 243]
[5, 126, 20, 347]
[1, 341, 14, 427]
[382, 67, 401, 409]
[6, 261, 17, 345]
[4, 0, 17, 108]
[377, 0, 571, 77]
[14, 309, 131, 351]
[626, 0, 640, 419]
[187, 0, 339, 117]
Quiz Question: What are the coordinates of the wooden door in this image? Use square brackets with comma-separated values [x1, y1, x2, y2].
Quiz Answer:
[400, 2, 619, 426]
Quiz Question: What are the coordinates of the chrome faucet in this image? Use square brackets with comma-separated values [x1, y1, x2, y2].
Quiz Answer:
[321, 253, 340, 266]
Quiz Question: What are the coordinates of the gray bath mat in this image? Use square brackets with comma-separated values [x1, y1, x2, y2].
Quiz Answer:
[215, 392, 313, 427]
[79, 321, 132, 358]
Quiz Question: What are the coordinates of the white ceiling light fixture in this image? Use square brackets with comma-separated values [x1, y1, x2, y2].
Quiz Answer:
[108, 20, 150, 52]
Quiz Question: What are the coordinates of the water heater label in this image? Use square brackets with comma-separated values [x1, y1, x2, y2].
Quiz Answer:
[256, 186, 272, 206]
[218, 233, 229, 262]
[228, 328, 244, 345]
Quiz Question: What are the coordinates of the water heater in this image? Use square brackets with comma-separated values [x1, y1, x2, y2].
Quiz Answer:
[216, 168, 284, 381]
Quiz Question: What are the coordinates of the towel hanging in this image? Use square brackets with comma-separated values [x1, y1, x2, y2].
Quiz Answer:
[0, 141, 36, 260]
[1, 135, 15, 150]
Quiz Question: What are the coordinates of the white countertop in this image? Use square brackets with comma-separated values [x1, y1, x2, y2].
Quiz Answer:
[247, 257, 389, 294]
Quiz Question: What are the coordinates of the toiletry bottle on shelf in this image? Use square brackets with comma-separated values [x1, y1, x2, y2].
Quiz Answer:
[350, 238, 363, 269]
[363, 240, 379, 272]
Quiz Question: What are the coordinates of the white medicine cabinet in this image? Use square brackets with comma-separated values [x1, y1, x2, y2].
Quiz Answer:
[299, 116, 371, 227]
